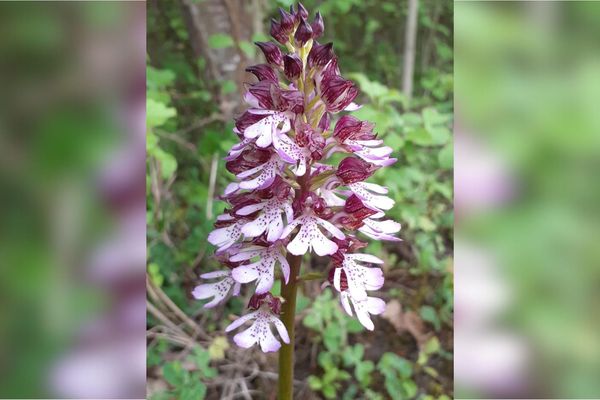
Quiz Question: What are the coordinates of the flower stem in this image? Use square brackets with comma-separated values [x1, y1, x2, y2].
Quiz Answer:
[277, 251, 301, 400]
[278, 164, 310, 399]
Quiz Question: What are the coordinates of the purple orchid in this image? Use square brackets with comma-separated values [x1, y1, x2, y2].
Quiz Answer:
[193, 3, 402, 352]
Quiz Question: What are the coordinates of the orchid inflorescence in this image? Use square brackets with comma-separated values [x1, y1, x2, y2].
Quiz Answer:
[193, 3, 401, 353]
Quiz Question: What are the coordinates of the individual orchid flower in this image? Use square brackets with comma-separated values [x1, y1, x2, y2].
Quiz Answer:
[230, 244, 290, 294]
[237, 187, 294, 241]
[273, 129, 311, 176]
[281, 210, 345, 256]
[347, 181, 395, 212]
[236, 153, 285, 190]
[225, 293, 289, 353]
[327, 115, 397, 166]
[192, 270, 241, 309]
[359, 214, 402, 242]
[194, 7, 403, 385]
[207, 214, 246, 253]
[332, 253, 384, 300]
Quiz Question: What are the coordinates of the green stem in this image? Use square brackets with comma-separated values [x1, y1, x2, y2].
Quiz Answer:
[277, 252, 302, 400]
[278, 161, 310, 399]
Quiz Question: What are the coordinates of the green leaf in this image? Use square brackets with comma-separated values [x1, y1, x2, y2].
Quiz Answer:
[384, 377, 403, 400]
[424, 366, 439, 378]
[355, 360, 374, 386]
[191, 346, 211, 369]
[147, 98, 176, 128]
[402, 379, 418, 398]
[422, 107, 450, 126]
[148, 263, 164, 287]
[296, 291, 310, 313]
[378, 353, 413, 378]
[318, 352, 335, 370]
[270, 280, 281, 296]
[438, 142, 453, 169]
[343, 343, 364, 366]
[423, 336, 441, 355]
[239, 40, 255, 58]
[418, 216, 436, 232]
[163, 362, 185, 387]
[180, 382, 207, 400]
[420, 305, 441, 331]
[429, 126, 451, 145]
[302, 312, 320, 330]
[221, 80, 237, 94]
[154, 147, 177, 179]
[251, 32, 270, 43]
[346, 317, 364, 333]
[308, 375, 322, 390]
[208, 33, 234, 49]
[406, 128, 434, 146]
[323, 324, 342, 352]
[147, 66, 176, 88]
[385, 133, 405, 150]
[322, 384, 337, 399]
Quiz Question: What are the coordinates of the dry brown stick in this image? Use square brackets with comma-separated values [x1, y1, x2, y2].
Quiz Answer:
[147, 277, 211, 341]
[147, 331, 194, 347]
[147, 300, 190, 339]
[206, 152, 219, 219]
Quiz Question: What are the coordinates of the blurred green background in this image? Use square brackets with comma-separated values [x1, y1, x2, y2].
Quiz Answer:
[147, 0, 453, 399]
[455, 2, 600, 398]
[0, 2, 145, 398]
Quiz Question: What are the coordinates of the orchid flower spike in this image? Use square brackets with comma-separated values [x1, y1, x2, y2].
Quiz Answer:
[194, 3, 401, 350]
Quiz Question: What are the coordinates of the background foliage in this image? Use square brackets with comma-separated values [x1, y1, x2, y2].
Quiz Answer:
[147, 1, 453, 398]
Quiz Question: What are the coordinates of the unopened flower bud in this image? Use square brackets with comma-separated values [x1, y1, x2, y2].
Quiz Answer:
[278, 7, 295, 32]
[308, 42, 334, 68]
[336, 157, 377, 184]
[344, 194, 378, 219]
[311, 12, 324, 39]
[225, 148, 271, 175]
[248, 80, 277, 109]
[338, 216, 365, 231]
[283, 54, 303, 80]
[321, 75, 358, 113]
[269, 19, 288, 45]
[255, 41, 283, 66]
[333, 115, 375, 141]
[246, 64, 278, 82]
[294, 18, 313, 45]
[295, 3, 309, 22]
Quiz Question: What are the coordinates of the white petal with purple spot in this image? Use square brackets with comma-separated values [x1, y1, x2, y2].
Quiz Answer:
[241, 197, 293, 242]
[281, 213, 344, 256]
[348, 182, 394, 211]
[359, 217, 402, 241]
[208, 220, 245, 252]
[231, 245, 290, 293]
[339, 292, 386, 331]
[237, 155, 284, 190]
[273, 132, 309, 176]
[334, 253, 384, 300]
[192, 270, 241, 308]
[226, 310, 290, 353]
